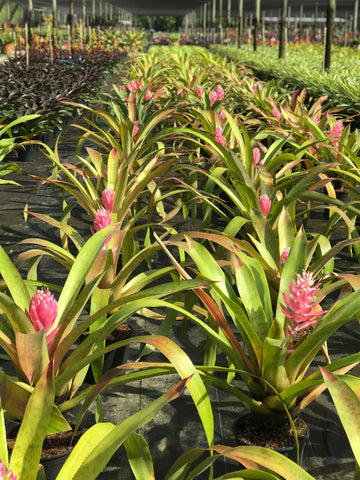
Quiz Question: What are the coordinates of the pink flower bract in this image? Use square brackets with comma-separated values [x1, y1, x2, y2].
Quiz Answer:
[144, 90, 152, 101]
[253, 147, 261, 165]
[196, 85, 203, 97]
[259, 194, 271, 217]
[127, 80, 138, 93]
[209, 90, 217, 106]
[331, 120, 344, 139]
[214, 126, 227, 148]
[0, 462, 17, 480]
[133, 122, 140, 137]
[280, 247, 290, 264]
[216, 85, 225, 100]
[272, 107, 282, 121]
[102, 187, 115, 212]
[281, 270, 327, 335]
[93, 207, 113, 232]
[25, 288, 58, 350]
[92, 207, 114, 248]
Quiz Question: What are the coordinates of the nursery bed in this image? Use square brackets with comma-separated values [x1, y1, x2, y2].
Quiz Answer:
[0, 121, 359, 479]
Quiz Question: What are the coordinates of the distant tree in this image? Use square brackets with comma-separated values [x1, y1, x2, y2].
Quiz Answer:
[154, 16, 181, 32]
[138, 16, 150, 29]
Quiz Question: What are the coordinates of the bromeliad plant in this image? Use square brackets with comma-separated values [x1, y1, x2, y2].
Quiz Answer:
[0, 227, 214, 443]
[0, 115, 40, 186]
[155, 227, 360, 428]
[0, 360, 198, 480]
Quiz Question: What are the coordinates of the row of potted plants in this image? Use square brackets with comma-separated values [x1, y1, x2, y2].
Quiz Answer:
[212, 42, 360, 119]
[1, 44, 360, 478]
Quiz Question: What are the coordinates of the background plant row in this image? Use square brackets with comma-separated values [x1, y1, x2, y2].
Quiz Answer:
[212, 43, 360, 119]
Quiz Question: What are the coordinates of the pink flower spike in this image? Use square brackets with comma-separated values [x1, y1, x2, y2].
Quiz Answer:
[133, 122, 140, 138]
[25, 288, 58, 350]
[272, 107, 282, 121]
[92, 207, 114, 247]
[196, 85, 203, 97]
[216, 85, 225, 100]
[209, 90, 217, 106]
[280, 247, 290, 264]
[312, 116, 319, 126]
[281, 270, 327, 337]
[214, 126, 227, 148]
[93, 207, 113, 232]
[253, 147, 261, 165]
[259, 194, 271, 217]
[102, 187, 115, 211]
[220, 109, 226, 121]
[0, 462, 17, 480]
[127, 80, 138, 93]
[331, 120, 344, 140]
[144, 90, 152, 101]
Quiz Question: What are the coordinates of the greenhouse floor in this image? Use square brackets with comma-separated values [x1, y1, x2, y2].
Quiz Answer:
[0, 124, 359, 479]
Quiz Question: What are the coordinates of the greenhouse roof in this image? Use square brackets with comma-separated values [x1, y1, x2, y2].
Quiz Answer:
[30, 0, 357, 19]
[118, 0, 356, 18]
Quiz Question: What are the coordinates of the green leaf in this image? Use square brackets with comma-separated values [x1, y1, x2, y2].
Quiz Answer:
[56, 224, 119, 324]
[321, 368, 360, 466]
[212, 445, 315, 479]
[275, 227, 307, 324]
[0, 246, 30, 311]
[0, 399, 9, 468]
[10, 362, 55, 480]
[56, 377, 191, 480]
[233, 251, 273, 340]
[124, 433, 155, 480]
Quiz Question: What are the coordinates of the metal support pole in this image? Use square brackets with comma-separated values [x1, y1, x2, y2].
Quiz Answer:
[324, 0, 335, 70]
[253, 0, 260, 51]
[279, 0, 287, 58]
[354, 0, 359, 38]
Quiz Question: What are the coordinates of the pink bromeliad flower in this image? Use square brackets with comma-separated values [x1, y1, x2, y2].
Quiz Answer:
[214, 126, 227, 148]
[127, 80, 138, 93]
[272, 107, 282, 121]
[144, 90, 152, 101]
[102, 187, 115, 212]
[253, 147, 261, 165]
[92, 207, 113, 247]
[196, 85, 203, 97]
[311, 116, 320, 126]
[279, 247, 290, 264]
[327, 120, 344, 157]
[253, 82, 263, 95]
[209, 90, 218, 106]
[330, 120, 344, 139]
[133, 122, 140, 138]
[220, 109, 226, 121]
[216, 85, 225, 100]
[93, 207, 113, 232]
[281, 270, 327, 337]
[259, 194, 271, 217]
[25, 288, 59, 350]
[0, 462, 17, 480]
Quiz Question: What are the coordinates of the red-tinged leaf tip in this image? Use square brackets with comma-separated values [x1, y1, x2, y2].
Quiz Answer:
[184, 235, 196, 250]
[233, 252, 243, 269]
[320, 366, 334, 382]
[170, 375, 193, 399]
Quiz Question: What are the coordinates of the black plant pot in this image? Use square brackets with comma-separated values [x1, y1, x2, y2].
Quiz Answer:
[233, 412, 309, 465]
[83, 323, 133, 385]
[7, 422, 83, 480]
[40, 449, 73, 480]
